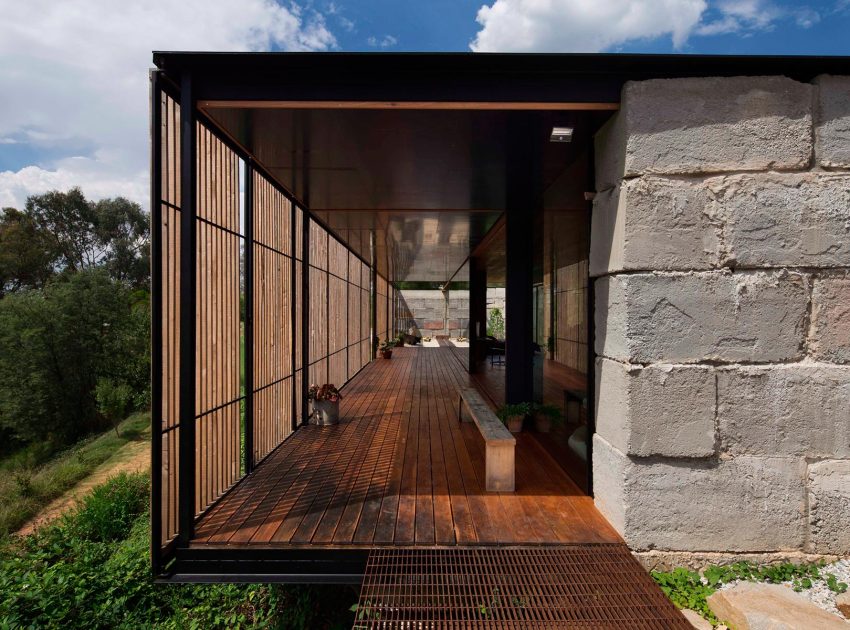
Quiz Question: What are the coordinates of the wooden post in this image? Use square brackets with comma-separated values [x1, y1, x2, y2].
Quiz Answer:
[243, 161, 255, 474]
[178, 71, 197, 545]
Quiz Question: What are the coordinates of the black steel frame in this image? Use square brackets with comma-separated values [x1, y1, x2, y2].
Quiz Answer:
[151, 69, 392, 579]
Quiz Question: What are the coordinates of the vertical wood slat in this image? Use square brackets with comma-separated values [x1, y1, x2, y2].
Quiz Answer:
[252, 171, 294, 463]
[193, 119, 242, 519]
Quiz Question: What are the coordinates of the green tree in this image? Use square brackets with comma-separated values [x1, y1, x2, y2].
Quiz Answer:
[0, 208, 57, 297]
[0, 270, 149, 447]
[2, 188, 149, 292]
[487, 307, 505, 339]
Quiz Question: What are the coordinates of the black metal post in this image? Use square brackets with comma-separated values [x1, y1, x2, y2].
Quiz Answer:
[149, 69, 163, 574]
[178, 71, 197, 545]
[301, 214, 310, 425]
[243, 160, 255, 474]
[504, 112, 539, 405]
[468, 256, 487, 374]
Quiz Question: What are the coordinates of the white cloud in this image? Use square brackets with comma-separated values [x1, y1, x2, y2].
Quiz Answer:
[470, 0, 707, 52]
[696, 1, 822, 36]
[367, 34, 399, 48]
[0, 0, 336, 210]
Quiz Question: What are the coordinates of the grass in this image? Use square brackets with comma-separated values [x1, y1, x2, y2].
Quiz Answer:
[1, 472, 357, 629]
[0, 411, 150, 538]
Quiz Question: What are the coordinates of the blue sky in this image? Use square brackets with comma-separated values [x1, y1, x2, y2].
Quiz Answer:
[329, 0, 850, 55]
[0, 0, 848, 210]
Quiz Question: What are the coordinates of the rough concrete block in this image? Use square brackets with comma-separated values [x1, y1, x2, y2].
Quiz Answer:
[596, 358, 716, 457]
[595, 76, 812, 190]
[808, 460, 850, 554]
[593, 435, 807, 551]
[810, 275, 850, 364]
[590, 176, 719, 276]
[594, 275, 629, 361]
[712, 172, 850, 268]
[595, 272, 809, 363]
[591, 434, 627, 534]
[718, 365, 850, 458]
[707, 582, 848, 630]
[815, 75, 850, 168]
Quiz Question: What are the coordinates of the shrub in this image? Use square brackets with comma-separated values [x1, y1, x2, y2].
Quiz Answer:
[67, 472, 149, 542]
[486, 307, 505, 339]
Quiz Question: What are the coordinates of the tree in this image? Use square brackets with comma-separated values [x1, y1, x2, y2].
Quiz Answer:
[0, 208, 57, 297]
[0, 270, 149, 446]
[6, 188, 151, 290]
[487, 307, 505, 339]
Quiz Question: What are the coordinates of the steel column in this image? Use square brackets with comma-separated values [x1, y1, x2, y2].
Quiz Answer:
[149, 69, 164, 573]
[177, 71, 197, 544]
[301, 214, 310, 425]
[504, 112, 539, 405]
[468, 256, 487, 373]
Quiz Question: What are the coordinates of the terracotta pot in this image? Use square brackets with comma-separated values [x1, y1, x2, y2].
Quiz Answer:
[312, 399, 340, 425]
[506, 415, 524, 433]
[533, 413, 552, 433]
[396, 338, 405, 347]
[380, 349, 393, 359]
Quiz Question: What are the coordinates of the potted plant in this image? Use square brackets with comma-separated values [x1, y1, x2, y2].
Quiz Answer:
[546, 335, 555, 359]
[308, 383, 343, 426]
[497, 402, 530, 433]
[532, 403, 562, 433]
[395, 332, 405, 347]
[379, 339, 395, 359]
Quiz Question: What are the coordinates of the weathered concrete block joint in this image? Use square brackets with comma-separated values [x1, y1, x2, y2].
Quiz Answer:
[591, 74, 850, 556]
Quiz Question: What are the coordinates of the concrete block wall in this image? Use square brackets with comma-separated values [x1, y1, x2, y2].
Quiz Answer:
[397, 288, 505, 338]
[591, 74, 850, 556]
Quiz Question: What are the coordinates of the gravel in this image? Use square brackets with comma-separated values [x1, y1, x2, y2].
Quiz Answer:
[715, 559, 850, 621]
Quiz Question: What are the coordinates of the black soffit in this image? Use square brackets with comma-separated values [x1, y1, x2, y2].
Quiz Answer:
[154, 52, 850, 283]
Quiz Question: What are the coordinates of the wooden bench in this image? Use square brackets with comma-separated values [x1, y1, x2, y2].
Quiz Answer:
[457, 387, 516, 492]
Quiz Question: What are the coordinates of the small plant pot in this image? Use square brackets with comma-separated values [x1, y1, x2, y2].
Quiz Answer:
[396, 339, 405, 347]
[506, 415, 524, 433]
[533, 413, 552, 433]
[312, 400, 340, 426]
[380, 349, 393, 359]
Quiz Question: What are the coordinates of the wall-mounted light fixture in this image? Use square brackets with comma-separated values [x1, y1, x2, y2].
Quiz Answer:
[550, 126, 573, 143]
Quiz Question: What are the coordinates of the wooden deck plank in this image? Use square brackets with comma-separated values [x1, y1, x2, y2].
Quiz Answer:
[352, 350, 414, 543]
[190, 346, 621, 548]
[288, 359, 391, 543]
[282, 357, 389, 543]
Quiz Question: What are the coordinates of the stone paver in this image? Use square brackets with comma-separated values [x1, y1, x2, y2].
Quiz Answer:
[707, 582, 848, 629]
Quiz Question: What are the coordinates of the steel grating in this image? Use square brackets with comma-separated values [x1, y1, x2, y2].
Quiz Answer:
[354, 545, 691, 629]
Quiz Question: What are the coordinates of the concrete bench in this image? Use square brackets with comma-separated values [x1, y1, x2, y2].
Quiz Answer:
[457, 387, 516, 492]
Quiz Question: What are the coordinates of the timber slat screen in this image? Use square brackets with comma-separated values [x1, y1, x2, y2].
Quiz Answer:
[153, 88, 181, 552]
[252, 172, 297, 462]
[194, 123, 242, 518]
[308, 221, 373, 389]
[152, 74, 392, 571]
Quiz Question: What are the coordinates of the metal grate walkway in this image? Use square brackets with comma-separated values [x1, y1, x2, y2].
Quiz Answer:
[355, 545, 690, 629]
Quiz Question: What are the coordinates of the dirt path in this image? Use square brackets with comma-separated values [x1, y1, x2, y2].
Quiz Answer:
[17, 438, 151, 536]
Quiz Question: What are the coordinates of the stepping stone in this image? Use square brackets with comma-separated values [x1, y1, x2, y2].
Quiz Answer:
[707, 582, 848, 629]
[681, 609, 713, 629]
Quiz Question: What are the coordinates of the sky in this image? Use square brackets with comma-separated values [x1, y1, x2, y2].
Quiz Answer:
[1, 0, 849, 211]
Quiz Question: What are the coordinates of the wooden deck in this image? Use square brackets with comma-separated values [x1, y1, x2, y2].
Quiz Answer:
[192, 346, 619, 547]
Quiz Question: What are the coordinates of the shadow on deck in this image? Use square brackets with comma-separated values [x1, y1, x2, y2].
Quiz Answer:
[191, 346, 619, 548]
